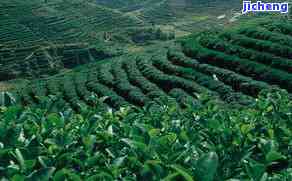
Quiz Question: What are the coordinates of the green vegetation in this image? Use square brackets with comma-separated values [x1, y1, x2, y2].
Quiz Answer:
[0, 44, 119, 80]
[19, 44, 270, 111]
[182, 18, 292, 94]
[0, 0, 140, 81]
[0, 90, 291, 180]
[221, 32, 292, 59]
[1, 1, 292, 180]
[151, 52, 253, 104]
[105, 27, 175, 45]
[0, 0, 142, 47]
[16, 17, 292, 111]
[0, 0, 239, 81]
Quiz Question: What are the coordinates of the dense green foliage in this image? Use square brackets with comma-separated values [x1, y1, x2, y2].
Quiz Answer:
[17, 49, 260, 112]
[9, 17, 292, 115]
[0, 0, 141, 47]
[0, 90, 291, 180]
[1, 1, 292, 180]
[1, 3, 292, 180]
[182, 18, 292, 95]
[198, 33, 292, 73]
[0, 0, 238, 82]
[0, 44, 118, 80]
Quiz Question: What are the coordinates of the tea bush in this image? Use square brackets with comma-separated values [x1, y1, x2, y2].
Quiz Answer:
[0, 90, 291, 180]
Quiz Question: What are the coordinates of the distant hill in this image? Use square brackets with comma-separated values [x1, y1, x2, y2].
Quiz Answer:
[0, 0, 142, 47]
[0, 0, 239, 48]
[0, 0, 141, 80]
[95, 0, 240, 24]
[0, 0, 239, 81]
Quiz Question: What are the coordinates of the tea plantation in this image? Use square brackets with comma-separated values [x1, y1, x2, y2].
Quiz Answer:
[0, 88, 291, 180]
[14, 18, 292, 111]
[0, 0, 141, 80]
[0, 0, 142, 47]
[0, 0, 292, 180]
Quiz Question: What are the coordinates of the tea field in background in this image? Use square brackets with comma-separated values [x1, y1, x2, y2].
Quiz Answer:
[14, 17, 292, 112]
[0, 0, 291, 180]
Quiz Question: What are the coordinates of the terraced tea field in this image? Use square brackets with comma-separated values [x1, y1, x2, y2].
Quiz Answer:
[1, 1, 292, 180]
[13, 17, 292, 111]
[183, 19, 292, 92]
[0, 43, 112, 80]
[0, 0, 143, 80]
[0, 0, 237, 49]
[0, 0, 241, 82]
[1, 0, 291, 111]
[0, 0, 142, 47]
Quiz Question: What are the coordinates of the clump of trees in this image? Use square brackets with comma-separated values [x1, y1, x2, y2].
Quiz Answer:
[131, 27, 175, 44]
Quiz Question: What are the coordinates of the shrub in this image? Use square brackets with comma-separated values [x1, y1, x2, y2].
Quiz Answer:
[0, 90, 291, 180]
[182, 38, 292, 92]
[198, 34, 292, 73]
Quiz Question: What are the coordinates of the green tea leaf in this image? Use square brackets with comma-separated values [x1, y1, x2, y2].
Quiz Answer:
[14, 149, 25, 172]
[26, 167, 56, 181]
[47, 113, 64, 128]
[245, 160, 265, 180]
[86, 172, 113, 181]
[12, 174, 26, 181]
[170, 165, 194, 181]
[266, 151, 285, 163]
[162, 172, 180, 181]
[194, 152, 218, 181]
[53, 169, 81, 181]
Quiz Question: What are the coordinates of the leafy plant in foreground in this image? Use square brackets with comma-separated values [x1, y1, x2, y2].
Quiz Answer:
[0, 90, 291, 180]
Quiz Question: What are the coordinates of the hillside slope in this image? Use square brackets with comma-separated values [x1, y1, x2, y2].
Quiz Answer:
[0, 0, 141, 80]
[12, 17, 292, 111]
[0, 0, 142, 47]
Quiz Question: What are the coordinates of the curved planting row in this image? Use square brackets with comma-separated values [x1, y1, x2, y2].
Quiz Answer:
[85, 65, 129, 109]
[86, 81, 128, 109]
[74, 72, 96, 106]
[169, 50, 272, 97]
[96, 63, 115, 87]
[221, 32, 292, 59]
[181, 18, 292, 97]
[123, 57, 168, 100]
[238, 27, 292, 48]
[151, 52, 254, 104]
[198, 34, 292, 73]
[168, 88, 198, 107]
[261, 20, 292, 36]
[17, 69, 128, 110]
[18, 41, 290, 111]
[136, 56, 213, 97]
[183, 39, 292, 92]
[110, 60, 150, 106]
[61, 76, 85, 111]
